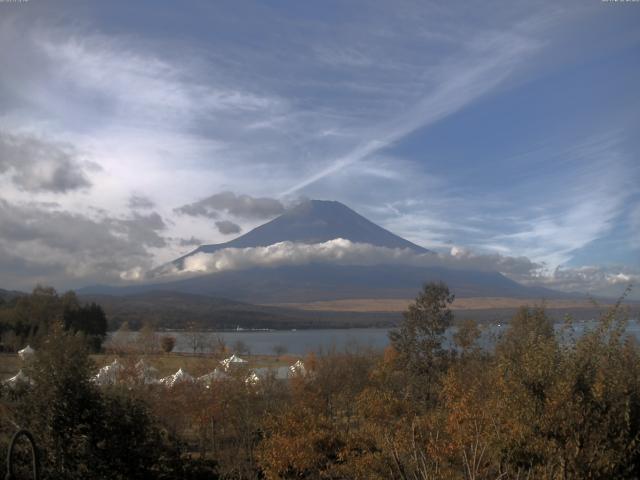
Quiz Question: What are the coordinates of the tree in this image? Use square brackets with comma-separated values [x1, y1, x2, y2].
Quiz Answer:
[257, 351, 378, 480]
[8, 286, 63, 347]
[453, 318, 481, 356]
[272, 344, 287, 358]
[483, 298, 640, 478]
[17, 322, 184, 479]
[388, 281, 454, 402]
[63, 301, 108, 352]
[20, 322, 103, 478]
[185, 322, 206, 354]
[91, 391, 184, 480]
[499, 305, 554, 354]
[440, 350, 499, 479]
[210, 334, 228, 359]
[110, 321, 132, 354]
[136, 321, 159, 354]
[233, 339, 250, 356]
[161, 335, 176, 354]
[0, 287, 108, 352]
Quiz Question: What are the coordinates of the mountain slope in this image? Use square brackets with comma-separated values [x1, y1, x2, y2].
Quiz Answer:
[81, 264, 564, 303]
[172, 200, 428, 269]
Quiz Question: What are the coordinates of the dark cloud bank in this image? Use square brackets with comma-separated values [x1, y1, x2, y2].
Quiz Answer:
[0, 199, 167, 288]
[215, 220, 242, 235]
[0, 132, 93, 193]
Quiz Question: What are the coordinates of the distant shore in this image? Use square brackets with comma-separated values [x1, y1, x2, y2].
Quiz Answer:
[267, 296, 631, 312]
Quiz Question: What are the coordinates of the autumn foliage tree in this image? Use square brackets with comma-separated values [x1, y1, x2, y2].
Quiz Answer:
[389, 281, 454, 403]
[161, 335, 176, 353]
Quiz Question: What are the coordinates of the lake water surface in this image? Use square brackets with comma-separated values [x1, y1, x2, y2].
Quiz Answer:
[110, 319, 640, 356]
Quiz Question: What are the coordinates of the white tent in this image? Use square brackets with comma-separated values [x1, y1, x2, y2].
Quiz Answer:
[289, 360, 307, 377]
[18, 345, 35, 360]
[220, 354, 248, 370]
[92, 359, 124, 386]
[3, 370, 33, 388]
[160, 368, 194, 388]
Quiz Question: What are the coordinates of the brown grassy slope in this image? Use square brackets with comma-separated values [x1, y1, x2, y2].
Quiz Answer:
[267, 297, 618, 313]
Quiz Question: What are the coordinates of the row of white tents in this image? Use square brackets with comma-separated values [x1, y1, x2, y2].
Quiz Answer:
[3, 349, 307, 389]
[92, 359, 159, 386]
[91, 355, 307, 388]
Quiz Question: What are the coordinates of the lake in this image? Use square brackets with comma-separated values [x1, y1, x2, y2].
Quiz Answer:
[109, 319, 640, 355]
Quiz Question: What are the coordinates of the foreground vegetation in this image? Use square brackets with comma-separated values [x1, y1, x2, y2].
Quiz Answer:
[1, 283, 639, 479]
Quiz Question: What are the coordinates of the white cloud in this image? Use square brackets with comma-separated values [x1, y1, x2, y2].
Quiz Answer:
[37, 32, 283, 125]
[154, 238, 541, 279]
[528, 265, 639, 297]
[148, 239, 637, 298]
[120, 266, 145, 282]
[171, 239, 416, 275]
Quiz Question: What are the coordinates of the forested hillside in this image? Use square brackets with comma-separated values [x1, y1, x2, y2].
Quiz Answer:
[0, 286, 107, 352]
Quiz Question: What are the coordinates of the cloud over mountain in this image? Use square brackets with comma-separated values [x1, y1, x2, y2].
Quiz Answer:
[150, 238, 636, 297]
[178, 236, 204, 247]
[215, 220, 242, 235]
[175, 192, 285, 220]
[159, 239, 541, 279]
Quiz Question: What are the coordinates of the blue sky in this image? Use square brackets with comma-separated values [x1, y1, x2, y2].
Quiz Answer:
[0, 0, 638, 297]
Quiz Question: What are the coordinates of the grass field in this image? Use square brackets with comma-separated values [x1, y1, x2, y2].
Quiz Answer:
[268, 297, 613, 313]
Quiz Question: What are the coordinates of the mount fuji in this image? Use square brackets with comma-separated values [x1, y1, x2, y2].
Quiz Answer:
[170, 199, 429, 270]
[80, 200, 561, 303]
